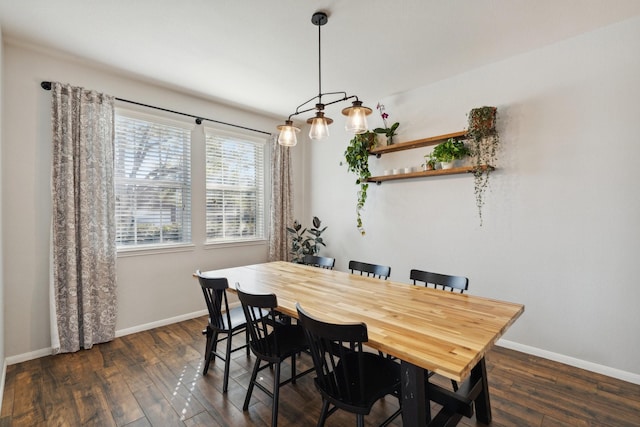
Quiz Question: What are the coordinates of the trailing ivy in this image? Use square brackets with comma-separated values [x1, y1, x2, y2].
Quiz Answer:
[343, 131, 375, 235]
[467, 106, 499, 226]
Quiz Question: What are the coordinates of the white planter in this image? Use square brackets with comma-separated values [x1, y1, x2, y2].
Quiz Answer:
[440, 161, 454, 170]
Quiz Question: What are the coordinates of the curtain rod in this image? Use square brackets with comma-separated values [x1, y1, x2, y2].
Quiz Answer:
[40, 81, 271, 136]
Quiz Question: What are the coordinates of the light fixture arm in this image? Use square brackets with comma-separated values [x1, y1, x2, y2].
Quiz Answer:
[277, 11, 372, 146]
[287, 92, 361, 121]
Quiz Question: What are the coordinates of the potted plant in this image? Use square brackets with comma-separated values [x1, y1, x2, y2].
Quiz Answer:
[343, 131, 376, 235]
[373, 103, 400, 145]
[468, 106, 497, 142]
[467, 106, 499, 226]
[422, 152, 437, 171]
[286, 216, 327, 263]
[304, 216, 327, 255]
[432, 138, 469, 169]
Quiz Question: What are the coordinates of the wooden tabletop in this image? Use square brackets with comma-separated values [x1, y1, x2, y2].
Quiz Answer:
[198, 261, 524, 382]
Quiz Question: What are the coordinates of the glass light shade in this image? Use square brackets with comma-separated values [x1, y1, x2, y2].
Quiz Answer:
[307, 112, 333, 140]
[277, 121, 300, 146]
[345, 107, 369, 134]
[342, 101, 372, 134]
[309, 117, 330, 140]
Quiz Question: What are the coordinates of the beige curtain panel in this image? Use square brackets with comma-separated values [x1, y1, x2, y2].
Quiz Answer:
[49, 82, 117, 353]
[268, 134, 293, 261]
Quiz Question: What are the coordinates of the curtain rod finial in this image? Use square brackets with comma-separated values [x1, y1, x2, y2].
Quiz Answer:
[41, 81, 52, 90]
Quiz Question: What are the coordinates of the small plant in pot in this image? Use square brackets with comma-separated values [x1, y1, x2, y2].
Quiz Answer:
[468, 106, 497, 142]
[422, 152, 437, 171]
[432, 138, 469, 169]
[373, 103, 400, 145]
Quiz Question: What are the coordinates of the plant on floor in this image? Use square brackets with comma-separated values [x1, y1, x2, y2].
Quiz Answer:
[467, 106, 499, 226]
[343, 131, 376, 235]
[286, 216, 327, 262]
[432, 138, 469, 164]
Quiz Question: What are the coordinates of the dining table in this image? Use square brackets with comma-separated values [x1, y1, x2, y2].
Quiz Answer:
[196, 261, 524, 426]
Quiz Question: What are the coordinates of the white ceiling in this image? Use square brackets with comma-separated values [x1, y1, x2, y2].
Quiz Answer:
[2, 0, 640, 120]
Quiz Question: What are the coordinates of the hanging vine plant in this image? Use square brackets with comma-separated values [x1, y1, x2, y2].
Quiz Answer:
[343, 131, 376, 235]
[467, 106, 499, 226]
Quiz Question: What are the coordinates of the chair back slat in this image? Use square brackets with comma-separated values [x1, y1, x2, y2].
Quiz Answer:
[409, 269, 469, 293]
[236, 285, 281, 360]
[301, 254, 336, 269]
[348, 260, 391, 280]
[196, 271, 232, 330]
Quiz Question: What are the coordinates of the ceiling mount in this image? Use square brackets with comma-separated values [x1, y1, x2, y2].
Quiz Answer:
[276, 11, 372, 147]
[311, 12, 328, 26]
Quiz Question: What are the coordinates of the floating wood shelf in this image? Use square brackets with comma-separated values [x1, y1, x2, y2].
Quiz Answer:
[369, 130, 467, 158]
[368, 165, 494, 184]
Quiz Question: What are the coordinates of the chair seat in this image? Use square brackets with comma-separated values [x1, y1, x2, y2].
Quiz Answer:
[255, 325, 308, 359]
[318, 352, 401, 413]
[209, 304, 247, 332]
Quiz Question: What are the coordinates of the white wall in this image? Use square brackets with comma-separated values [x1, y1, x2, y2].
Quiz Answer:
[0, 22, 6, 398]
[0, 41, 306, 359]
[307, 17, 640, 380]
[3, 16, 639, 384]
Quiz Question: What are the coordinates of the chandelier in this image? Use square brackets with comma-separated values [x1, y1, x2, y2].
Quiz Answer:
[277, 12, 372, 146]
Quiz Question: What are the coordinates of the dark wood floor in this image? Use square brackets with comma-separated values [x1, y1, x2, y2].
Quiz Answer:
[1, 315, 639, 426]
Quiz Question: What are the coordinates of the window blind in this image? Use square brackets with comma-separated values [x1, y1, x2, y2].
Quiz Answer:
[205, 129, 265, 242]
[114, 111, 192, 248]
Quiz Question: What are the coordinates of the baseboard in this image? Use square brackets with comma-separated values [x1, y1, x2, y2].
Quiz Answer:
[114, 309, 208, 337]
[5, 309, 208, 366]
[497, 339, 640, 385]
[5, 347, 53, 365]
[0, 359, 6, 414]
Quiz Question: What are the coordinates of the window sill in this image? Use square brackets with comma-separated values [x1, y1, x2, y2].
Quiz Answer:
[117, 243, 195, 258]
[203, 239, 268, 250]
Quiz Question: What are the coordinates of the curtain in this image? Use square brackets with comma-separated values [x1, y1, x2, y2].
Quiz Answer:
[268, 134, 293, 261]
[49, 82, 117, 353]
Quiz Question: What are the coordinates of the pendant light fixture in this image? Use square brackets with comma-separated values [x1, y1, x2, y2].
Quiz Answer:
[277, 11, 372, 146]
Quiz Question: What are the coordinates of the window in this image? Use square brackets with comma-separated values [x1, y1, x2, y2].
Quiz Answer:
[114, 110, 192, 248]
[205, 128, 266, 242]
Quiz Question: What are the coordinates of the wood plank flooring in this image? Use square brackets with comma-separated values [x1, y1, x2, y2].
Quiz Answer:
[1, 316, 639, 426]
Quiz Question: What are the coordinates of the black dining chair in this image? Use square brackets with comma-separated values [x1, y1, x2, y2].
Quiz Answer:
[301, 254, 336, 269]
[410, 268, 469, 391]
[348, 260, 391, 280]
[296, 303, 402, 427]
[410, 269, 469, 293]
[237, 285, 314, 427]
[195, 270, 250, 393]
[349, 260, 392, 357]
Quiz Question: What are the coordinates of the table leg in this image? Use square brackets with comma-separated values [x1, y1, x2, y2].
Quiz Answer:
[470, 357, 492, 423]
[400, 360, 430, 426]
